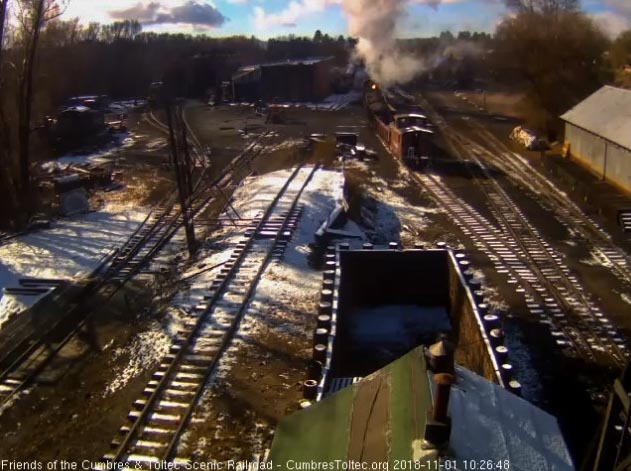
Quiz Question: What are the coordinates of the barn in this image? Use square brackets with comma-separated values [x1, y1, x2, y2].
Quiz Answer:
[232, 57, 334, 103]
[561, 86, 631, 192]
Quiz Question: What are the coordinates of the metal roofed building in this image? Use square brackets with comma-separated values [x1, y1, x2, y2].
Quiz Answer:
[232, 57, 334, 103]
[561, 85, 631, 192]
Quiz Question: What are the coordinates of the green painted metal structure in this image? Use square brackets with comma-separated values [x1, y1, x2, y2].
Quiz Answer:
[269, 347, 439, 468]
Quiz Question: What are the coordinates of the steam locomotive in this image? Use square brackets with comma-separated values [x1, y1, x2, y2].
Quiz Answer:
[364, 80, 434, 167]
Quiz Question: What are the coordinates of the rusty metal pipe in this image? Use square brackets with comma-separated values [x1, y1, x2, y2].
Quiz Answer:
[432, 373, 455, 423]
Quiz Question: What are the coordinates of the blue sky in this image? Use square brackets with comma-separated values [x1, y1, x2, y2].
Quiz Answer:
[60, 0, 631, 39]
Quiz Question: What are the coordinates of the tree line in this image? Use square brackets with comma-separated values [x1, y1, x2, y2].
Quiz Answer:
[1, 0, 631, 228]
[0, 7, 356, 228]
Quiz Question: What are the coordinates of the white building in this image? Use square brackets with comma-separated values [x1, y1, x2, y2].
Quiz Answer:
[561, 85, 631, 192]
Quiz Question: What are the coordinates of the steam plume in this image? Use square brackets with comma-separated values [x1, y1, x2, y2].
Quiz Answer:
[340, 0, 425, 86]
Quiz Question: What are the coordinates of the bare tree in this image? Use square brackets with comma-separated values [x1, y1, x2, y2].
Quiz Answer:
[611, 30, 631, 69]
[493, 7, 608, 137]
[0, 1, 8, 64]
[0, 0, 21, 227]
[504, 0, 579, 14]
[16, 0, 66, 211]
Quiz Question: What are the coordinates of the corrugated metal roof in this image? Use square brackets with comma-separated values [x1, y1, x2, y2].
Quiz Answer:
[232, 57, 333, 82]
[561, 85, 631, 151]
[401, 126, 433, 134]
[232, 66, 261, 84]
[394, 113, 428, 119]
[260, 56, 334, 68]
[235, 56, 334, 74]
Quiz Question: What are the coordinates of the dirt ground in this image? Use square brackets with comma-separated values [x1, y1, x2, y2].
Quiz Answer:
[420, 88, 631, 456]
[2, 93, 630, 465]
[0, 282, 156, 461]
[0, 101, 378, 462]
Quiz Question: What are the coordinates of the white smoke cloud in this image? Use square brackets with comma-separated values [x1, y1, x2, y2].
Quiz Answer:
[340, 0, 427, 86]
[602, 0, 631, 16]
[591, 11, 631, 39]
[253, 0, 476, 85]
[594, 0, 631, 39]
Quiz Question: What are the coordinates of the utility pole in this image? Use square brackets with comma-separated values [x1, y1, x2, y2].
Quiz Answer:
[178, 107, 194, 196]
[163, 94, 196, 258]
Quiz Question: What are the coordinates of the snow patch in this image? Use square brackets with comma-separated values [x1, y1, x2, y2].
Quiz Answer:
[39, 134, 136, 172]
[0, 203, 146, 321]
[580, 250, 611, 268]
[104, 325, 170, 396]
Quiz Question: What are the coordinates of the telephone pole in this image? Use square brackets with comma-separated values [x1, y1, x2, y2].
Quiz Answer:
[163, 93, 196, 258]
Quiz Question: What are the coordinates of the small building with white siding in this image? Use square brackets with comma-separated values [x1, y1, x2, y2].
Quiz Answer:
[561, 85, 631, 192]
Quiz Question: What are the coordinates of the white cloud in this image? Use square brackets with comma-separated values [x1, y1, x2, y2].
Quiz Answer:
[602, 0, 631, 15]
[592, 11, 631, 39]
[253, 0, 339, 29]
[252, 0, 488, 30]
[62, 0, 225, 28]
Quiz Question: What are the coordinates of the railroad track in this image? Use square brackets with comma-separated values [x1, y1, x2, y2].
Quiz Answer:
[105, 128, 276, 287]
[412, 169, 626, 397]
[402, 93, 630, 382]
[0, 132, 277, 409]
[465, 124, 631, 288]
[412, 89, 631, 289]
[146, 106, 207, 169]
[0, 231, 18, 246]
[104, 164, 318, 466]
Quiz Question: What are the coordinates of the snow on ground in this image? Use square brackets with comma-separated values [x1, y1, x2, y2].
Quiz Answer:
[266, 138, 306, 153]
[104, 326, 171, 396]
[353, 166, 441, 245]
[171, 166, 348, 456]
[125, 166, 345, 369]
[109, 99, 147, 112]
[39, 133, 136, 172]
[0, 202, 146, 324]
[97, 206, 218, 395]
[320, 91, 361, 110]
[239, 167, 346, 337]
[231, 91, 360, 113]
[185, 166, 346, 372]
[469, 268, 509, 312]
[580, 249, 612, 268]
[145, 137, 168, 151]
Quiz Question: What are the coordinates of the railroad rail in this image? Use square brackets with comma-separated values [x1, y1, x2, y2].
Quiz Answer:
[467, 124, 631, 288]
[104, 164, 318, 466]
[402, 92, 630, 384]
[412, 90, 631, 289]
[0, 231, 22, 247]
[145, 106, 207, 169]
[412, 169, 626, 399]
[0, 131, 276, 409]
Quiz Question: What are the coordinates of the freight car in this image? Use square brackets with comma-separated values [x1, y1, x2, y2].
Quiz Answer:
[364, 80, 434, 167]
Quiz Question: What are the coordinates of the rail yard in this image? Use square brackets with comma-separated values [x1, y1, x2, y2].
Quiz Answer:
[3, 0, 631, 467]
[0, 81, 630, 468]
